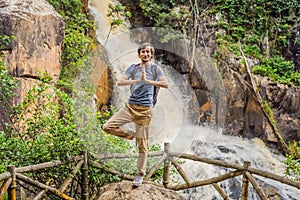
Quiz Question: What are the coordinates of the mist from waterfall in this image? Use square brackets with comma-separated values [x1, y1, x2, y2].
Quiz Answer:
[177, 127, 300, 199]
[87, 0, 300, 199]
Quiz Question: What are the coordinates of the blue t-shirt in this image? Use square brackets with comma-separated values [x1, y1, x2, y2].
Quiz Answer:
[124, 63, 164, 106]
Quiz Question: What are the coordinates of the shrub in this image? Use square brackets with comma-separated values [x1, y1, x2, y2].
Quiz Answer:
[284, 140, 300, 181]
[45, 0, 95, 93]
[252, 56, 300, 86]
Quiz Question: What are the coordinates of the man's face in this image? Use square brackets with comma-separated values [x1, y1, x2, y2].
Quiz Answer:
[139, 47, 153, 62]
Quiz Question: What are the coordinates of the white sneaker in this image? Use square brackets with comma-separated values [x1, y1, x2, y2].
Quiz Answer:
[132, 175, 143, 187]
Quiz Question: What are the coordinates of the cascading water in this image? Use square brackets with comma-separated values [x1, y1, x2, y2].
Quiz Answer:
[180, 129, 300, 199]
[88, 0, 300, 199]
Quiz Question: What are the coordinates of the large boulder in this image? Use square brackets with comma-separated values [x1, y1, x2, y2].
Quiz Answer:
[95, 181, 185, 200]
[0, 0, 64, 131]
[0, 0, 64, 82]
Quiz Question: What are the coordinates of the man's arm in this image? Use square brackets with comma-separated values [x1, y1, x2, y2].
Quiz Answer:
[118, 65, 169, 88]
[140, 65, 168, 88]
[144, 77, 168, 88]
[117, 74, 139, 86]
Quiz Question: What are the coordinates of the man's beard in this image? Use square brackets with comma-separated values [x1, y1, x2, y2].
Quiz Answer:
[141, 58, 151, 62]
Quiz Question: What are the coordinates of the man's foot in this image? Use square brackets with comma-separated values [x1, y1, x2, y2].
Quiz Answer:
[132, 175, 143, 187]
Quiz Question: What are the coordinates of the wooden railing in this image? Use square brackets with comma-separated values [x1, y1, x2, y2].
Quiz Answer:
[0, 155, 86, 200]
[95, 143, 300, 199]
[0, 143, 299, 199]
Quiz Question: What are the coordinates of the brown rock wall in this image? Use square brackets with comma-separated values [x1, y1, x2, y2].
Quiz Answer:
[0, 0, 64, 81]
[0, 0, 64, 132]
[259, 77, 300, 141]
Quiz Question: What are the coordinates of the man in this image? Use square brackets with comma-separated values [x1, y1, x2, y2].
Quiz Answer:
[103, 43, 168, 186]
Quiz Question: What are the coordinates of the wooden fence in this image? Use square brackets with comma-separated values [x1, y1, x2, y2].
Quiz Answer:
[0, 155, 86, 200]
[0, 143, 299, 199]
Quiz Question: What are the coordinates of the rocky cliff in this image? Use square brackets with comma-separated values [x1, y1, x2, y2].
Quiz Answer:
[0, 0, 64, 81]
[116, 0, 300, 150]
[219, 53, 300, 148]
[0, 0, 64, 130]
[1, 0, 299, 151]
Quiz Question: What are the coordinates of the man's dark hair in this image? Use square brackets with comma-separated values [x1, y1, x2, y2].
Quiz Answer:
[137, 42, 155, 57]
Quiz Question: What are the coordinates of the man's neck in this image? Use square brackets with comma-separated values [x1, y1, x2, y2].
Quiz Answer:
[141, 61, 151, 66]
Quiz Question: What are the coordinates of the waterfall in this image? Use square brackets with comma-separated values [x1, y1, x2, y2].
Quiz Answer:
[87, 0, 300, 199]
[180, 129, 300, 199]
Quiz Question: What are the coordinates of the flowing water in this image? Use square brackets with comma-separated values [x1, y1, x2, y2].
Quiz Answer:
[88, 0, 300, 199]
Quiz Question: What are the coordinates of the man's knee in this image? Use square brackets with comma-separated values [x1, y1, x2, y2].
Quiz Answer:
[102, 123, 110, 133]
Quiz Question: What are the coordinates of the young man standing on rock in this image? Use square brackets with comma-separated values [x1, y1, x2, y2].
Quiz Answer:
[103, 43, 169, 186]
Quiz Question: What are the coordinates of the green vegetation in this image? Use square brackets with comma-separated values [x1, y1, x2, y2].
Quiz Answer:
[103, 3, 132, 46]
[252, 56, 300, 85]
[123, 0, 192, 42]
[262, 101, 276, 126]
[107, 3, 131, 28]
[119, 0, 300, 86]
[0, 34, 15, 52]
[0, 33, 18, 135]
[210, 0, 300, 86]
[120, 0, 300, 181]
[45, 0, 95, 93]
[0, 66, 163, 195]
[0, 1, 165, 197]
[210, 0, 300, 52]
[284, 140, 300, 181]
[0, 64, 18, 117]
[1, 0, 299, 192]
[0, 76, 83, 171]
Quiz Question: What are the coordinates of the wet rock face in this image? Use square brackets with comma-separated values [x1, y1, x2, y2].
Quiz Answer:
[283, 23, 300, 71]
[0, 0, 64, 81]
[261, 79, 300, 141]
[222, 60, 300, 144]
[95, 181, 186, 200]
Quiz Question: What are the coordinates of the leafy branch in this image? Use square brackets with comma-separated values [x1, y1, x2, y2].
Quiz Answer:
[105, 3, 131, 46]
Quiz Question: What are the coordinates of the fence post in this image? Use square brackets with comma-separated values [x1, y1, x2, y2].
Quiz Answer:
[241, 161, 250, 200]
[81, 150, 89, 200]
[163, 142, 170, 187]
[7, 165, 17, 200]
